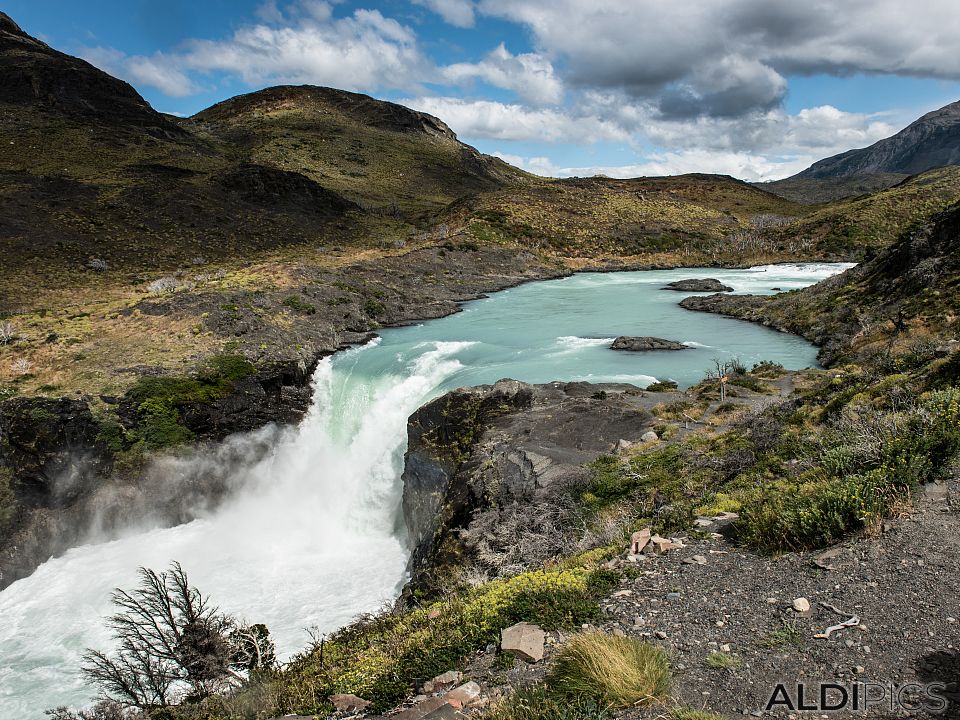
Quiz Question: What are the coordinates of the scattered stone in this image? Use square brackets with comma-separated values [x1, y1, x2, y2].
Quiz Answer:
[614, 438, 634, 453]
[330, 694, 371, 713]
[501, 622, 546, 663]
[662, 278, 734, 292]
[814, 547, 846, 570]
[667, 592, 682, 600]
[656, 630, 668, 639]
[683, 554, 708, 565]
[641, 430, 660, 443]
[631, 528, 652, 554]
[793, 597, 811, 613]
[446, 681, 482, 709]
[393, 697, 461, 720]
[423, 670, 462, 694]
[720, 643, 733, 652]
[612, 589, 633, 597]
[611, 336, 690, 352]
[646, 534, 683, 554]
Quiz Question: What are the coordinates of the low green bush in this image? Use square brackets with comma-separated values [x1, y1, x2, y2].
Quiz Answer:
[281, 295, 316, 315]
[124, 353, 258, 451]
[738, 387, 960, 551]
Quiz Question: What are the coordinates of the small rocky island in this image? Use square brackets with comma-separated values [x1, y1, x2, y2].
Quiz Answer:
[663, 278, 734, 292]
[610, 336, 689, 351]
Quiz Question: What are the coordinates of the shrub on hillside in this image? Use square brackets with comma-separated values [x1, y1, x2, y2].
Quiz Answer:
[738, 387, 960, 551]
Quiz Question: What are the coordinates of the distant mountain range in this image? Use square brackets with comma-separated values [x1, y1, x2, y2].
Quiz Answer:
[796, 100, 960, 178]
[763, 99, 960, 203]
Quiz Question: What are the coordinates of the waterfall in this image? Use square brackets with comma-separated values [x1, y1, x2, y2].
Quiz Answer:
[0, 340, 473, 718]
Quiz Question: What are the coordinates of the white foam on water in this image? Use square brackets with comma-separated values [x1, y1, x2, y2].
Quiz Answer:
[569, 373, 660, 386]
[555, 336, 618, 349]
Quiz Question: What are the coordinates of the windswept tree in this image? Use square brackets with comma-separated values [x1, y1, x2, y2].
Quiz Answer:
[82, 562, 274, 709]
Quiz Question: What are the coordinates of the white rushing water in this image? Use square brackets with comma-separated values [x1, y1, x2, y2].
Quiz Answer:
[0, 264, 852, 717]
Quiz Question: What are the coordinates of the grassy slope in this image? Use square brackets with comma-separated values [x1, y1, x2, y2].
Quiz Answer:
[759, 172, 909, 204]
[457, 174, 806, 262]
[770, 166, 960, 259]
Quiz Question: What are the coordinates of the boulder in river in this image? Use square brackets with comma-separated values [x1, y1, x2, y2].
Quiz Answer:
[663, 278, 734, 292]
[611, 336, 689, 351]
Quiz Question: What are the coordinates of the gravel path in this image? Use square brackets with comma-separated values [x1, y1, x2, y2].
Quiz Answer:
[598, 478, 960, 718]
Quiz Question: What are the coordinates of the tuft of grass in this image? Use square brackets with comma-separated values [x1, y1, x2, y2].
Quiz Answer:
[547, 632, 670, 708]
[704, 651, 740, 670]
[485, 685, 611, 720]
[759, 620, 804, 649]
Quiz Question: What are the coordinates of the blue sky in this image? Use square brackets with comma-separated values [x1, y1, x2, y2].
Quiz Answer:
[7, 0, 960, 180]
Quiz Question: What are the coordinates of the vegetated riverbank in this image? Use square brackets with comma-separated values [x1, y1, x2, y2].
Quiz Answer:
[81, 206, 960, 720]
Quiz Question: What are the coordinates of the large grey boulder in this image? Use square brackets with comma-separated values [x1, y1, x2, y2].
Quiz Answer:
[663, 278, 734, 292]
[611, 336, 689, 351]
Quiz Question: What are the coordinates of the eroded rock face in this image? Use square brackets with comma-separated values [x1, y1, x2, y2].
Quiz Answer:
[663, 278, 734, 292]
[400, 380, 655, 599]
[611, 336, 689, 351]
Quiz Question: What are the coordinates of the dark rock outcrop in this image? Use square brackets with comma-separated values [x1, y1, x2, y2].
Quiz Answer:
[400, 380, 657, 599]
[794, 100, 960, 179]
[217, 163, 358, 217]
[0, 11, 182, 135]
[610, 336, 689, 352]
[0, 361, 318, 590]
[663, 278, 734, 292]
[0, 398, 111, 586]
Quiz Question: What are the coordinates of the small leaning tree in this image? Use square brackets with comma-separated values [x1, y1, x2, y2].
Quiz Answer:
[82, 562, 275, 709]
